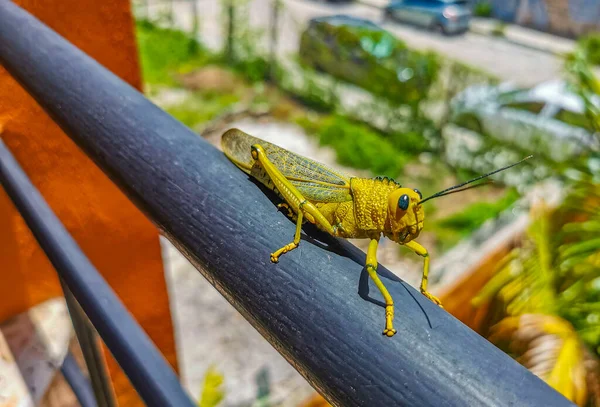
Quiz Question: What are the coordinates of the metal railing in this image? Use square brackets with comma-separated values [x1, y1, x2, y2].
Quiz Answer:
[0, 140, 196, 407]
[0, 1, 576, 406]
[60, 352, 100, 407]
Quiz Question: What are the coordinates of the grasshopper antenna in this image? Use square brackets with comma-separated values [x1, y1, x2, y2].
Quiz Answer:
[420, 155, 533, 204]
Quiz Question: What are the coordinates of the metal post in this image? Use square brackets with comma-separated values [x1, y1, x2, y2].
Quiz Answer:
[168, 0, 174, 26]
[61, 352, 99, 407]
[190, 0, 199, 41]
[225, 0, 235, 62]
[60, 278, 116, 407]
[268, 0, 280, 81]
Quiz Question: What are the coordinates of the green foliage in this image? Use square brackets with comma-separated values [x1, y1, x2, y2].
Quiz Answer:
[473, 179, 600, 361]
[471, 190, 600, 404]
[220, 0, 270, 83]
[198, 366, 225, 407]
[468, 55, 600, 397]
[299, 18, 440, 107]
[433, 58, 499, 136]
[287, 76, 339, 113]
[566, 49, 600, 142]
[297, 115, 409, 177]
[578, 34, 600, 66]
[473, 2, 493, 17]
[387, 129, 431, 155]
[135, 20, 210, 85]
[166, 91, 240, 129]
[490, 22, 506, 37]
[436, 188, 520, 236]
[230, 56, 270, 83]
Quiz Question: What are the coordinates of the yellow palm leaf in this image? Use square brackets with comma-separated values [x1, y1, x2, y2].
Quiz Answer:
[198, 366, 225, 407]
[489, 314, 592, 406]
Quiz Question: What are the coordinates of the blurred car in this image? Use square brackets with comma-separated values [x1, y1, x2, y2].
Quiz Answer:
[450, 80, 599, 162]
[299, 15, 439, 106]
[384, 0, 471, 35]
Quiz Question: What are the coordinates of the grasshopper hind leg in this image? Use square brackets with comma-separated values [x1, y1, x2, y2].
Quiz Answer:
[250, 143, 337, 263]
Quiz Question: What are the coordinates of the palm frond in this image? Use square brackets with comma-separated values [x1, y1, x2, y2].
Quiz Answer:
[473, 206, 558, 316]
[473, 185, 600, 405]
[489, 314, 591, 406]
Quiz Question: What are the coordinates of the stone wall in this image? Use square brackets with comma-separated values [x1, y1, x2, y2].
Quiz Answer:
[544, 0, 600, 37]
[485, 0, 600, 38]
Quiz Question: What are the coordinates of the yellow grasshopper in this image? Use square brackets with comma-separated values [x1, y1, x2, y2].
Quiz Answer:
[222, 128, 531, 336]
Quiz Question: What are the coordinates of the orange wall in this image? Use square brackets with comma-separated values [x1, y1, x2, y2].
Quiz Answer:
[439, 245, 513, 335]
[0, 1, 178, 405]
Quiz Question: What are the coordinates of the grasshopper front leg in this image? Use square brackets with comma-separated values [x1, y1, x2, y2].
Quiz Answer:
[366, 238, 396, 337]
[271, 211, 303, 263]
[250, 144, 339, 262]
[404, 240, 443, 307]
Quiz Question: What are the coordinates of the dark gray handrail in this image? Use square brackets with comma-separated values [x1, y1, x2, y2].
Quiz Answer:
[0, 1, 574, 406]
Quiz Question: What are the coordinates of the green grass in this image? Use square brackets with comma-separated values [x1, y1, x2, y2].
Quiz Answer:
[165, 91, 240, 130]
[136, 20, 212, 85]
[297, 115, 413, 178]
[433, 188, 520, 244]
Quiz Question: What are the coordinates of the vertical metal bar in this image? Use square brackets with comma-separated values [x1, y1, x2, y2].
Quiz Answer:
[168, 0, 174, 26]
[61, 352, 99, 407]
[225, 0, 235, 62]
[60, 278, 116, 407]
[0, 138, 196, 407]
[269, 0, 280, 81]
[190, 0, 199, 40]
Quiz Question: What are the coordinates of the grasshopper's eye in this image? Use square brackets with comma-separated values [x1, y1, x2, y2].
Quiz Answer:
[414, 189, 422, 199]
[398, 194, 409, 211]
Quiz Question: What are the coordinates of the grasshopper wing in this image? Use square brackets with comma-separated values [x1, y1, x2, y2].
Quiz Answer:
[222, 128, 352, 203]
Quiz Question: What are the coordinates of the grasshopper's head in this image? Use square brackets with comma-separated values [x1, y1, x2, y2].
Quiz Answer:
[383, 155, 534, 245]
[385, 187, 424, 244]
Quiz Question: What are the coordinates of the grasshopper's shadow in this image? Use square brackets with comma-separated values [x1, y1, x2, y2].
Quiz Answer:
[253, 179, 427, 318]
[303, 223, 430, 326]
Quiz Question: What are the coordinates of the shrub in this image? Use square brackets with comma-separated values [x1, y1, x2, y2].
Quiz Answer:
[436, 188, 520, 235]
[277, 64, 339, 113]
[166, 91, 240, 129]
[578, 34, 600, 66]
[473, 2, 493, 18]
[299, 18, 440, 108]
[491, 22, 506, 37]
[135, 20, 209, 85]
[290, 79, 338, 113]
[298, 115, 410, 178]
[387, 119, 434, 154]
[231, 56, 270, 83]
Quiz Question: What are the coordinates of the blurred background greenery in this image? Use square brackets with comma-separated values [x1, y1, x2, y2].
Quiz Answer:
[132, 1, 599, 405]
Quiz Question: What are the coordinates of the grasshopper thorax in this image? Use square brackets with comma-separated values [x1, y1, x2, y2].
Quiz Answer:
[385, 188, 425, 244]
